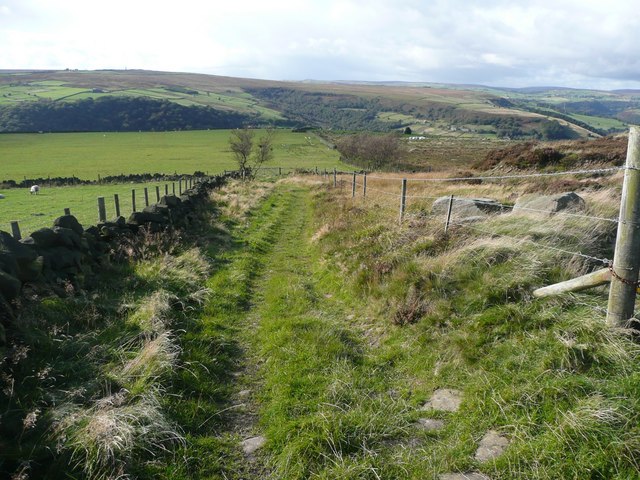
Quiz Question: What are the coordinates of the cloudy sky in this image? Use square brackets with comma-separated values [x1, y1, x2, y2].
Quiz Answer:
[1, 0, 639, 90]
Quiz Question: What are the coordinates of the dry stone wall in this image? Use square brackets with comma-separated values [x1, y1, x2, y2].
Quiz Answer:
[0, 174, 229, 344]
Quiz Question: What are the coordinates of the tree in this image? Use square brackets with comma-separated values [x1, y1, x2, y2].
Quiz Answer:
[404, 126, 412, 135]
[228, 127, 276, 179]
[229, 127, 254, 177]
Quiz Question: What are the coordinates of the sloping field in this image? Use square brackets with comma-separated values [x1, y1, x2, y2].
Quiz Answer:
[0, 129, 344, 181]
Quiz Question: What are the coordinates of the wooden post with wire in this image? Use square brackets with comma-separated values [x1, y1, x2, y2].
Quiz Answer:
[363, 172, 367, 198]
[144, 187, 149, 207]
[352, 172, 357, 198]
[399, 178, 407, 223]
[132, 189, 137, 212]
[155, 186, 160, 202]
[97, 197, 107, 222]
[114, 194, 121, 218]
[64, 208, 71, 216]
[607, 126, 640, 327]
[444, 195, 454, 234]
[333, 168, 337, 188]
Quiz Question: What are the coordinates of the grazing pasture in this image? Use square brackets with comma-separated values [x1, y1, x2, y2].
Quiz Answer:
[0, 182, 185, 235]
[0, 129, 344, 182]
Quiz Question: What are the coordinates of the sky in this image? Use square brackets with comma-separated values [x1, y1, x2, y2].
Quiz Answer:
[1, 0, 639, 90]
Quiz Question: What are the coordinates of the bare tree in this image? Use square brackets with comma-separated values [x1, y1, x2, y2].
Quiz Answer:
[229, 127, 254, 178]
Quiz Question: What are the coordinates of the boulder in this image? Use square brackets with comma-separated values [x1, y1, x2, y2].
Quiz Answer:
[432, 196, 503, 219]
[127, 211, 167, 226]
[513, 192, 585, 215]
[53, 215, 83, 235]
[159, 195, 181, 207]
[52, 227, 82, 249]
[29, 228, 58, 248]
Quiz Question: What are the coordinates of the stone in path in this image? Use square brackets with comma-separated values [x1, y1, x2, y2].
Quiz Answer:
[474, 430, 509, 462]
[421, 389, 462, 412]
[241, 435, 266, 455]
[415, 418, 445, 431]
[440, 473, 490, 480]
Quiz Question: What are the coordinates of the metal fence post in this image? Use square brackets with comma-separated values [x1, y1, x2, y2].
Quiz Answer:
[607, 126, 640, 326]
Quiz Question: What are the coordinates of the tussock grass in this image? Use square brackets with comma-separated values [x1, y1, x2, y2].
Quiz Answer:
[53, 389, 184, 480]
[307, 174, 640, 478]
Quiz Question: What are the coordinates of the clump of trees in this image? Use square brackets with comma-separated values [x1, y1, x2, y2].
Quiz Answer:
[0, 96, 254, 133]
[228, 127, 275, 178]
[335, 133, 404, 170]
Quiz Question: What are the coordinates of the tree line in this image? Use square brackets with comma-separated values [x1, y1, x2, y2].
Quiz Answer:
[0, 96, 257, 133]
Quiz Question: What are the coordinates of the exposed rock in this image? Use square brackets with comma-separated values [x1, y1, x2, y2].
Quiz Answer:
[415, 418, 445, 431]
[241, 435, 266, 455]
[432, 196, 503, 219]
[513, 192, 585, 215]
[421, 389, 463, 412]
[475, 430, 509, 462]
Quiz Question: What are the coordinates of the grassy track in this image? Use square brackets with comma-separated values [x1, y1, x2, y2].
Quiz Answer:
[0, 129, 344, 181]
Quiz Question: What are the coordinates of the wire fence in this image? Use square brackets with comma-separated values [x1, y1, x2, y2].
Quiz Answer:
[0, 178, 200, 238]
[326, 165, 624, 269]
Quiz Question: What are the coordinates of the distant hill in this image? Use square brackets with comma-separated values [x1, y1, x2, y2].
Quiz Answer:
[0, 69, 635, 137]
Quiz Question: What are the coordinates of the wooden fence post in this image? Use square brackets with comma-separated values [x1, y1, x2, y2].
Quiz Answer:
[444, 195, 454, 234]
[333, 168, 337, 188]
[607, 126, 640, 327]
[363, 172, 367, 198]
[179, 179, 183, 195]
[155, 186, 160, 202]
[64, 208, 71, 215]
[10, 221, 21, 240]
[399, 178, 407, 223]
[165, 184, 169, 196]
[279, 167, 282, 176]
[172, 183, 175, 195]
[97, 197, 107, 222]
[132, 189, 137, 212]
[114, 194, 121, 217]
[352, 172, 357, 198]
[144, 187, 149, 207]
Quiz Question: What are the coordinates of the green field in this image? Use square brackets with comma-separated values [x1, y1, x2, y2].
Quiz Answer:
[0, 129, 345, 181]
[0, 181, 189, 235]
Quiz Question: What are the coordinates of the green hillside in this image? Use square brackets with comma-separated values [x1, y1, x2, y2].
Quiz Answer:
[0, 69, 634, 138]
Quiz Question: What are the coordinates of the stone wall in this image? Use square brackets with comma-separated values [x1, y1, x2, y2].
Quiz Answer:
[0, 174, 229, 344]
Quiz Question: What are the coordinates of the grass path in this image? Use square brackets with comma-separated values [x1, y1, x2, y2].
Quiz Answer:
[157, 182, 497, 479]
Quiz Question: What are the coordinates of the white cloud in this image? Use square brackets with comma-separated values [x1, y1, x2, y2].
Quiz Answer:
[1, 0, 639, 89]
